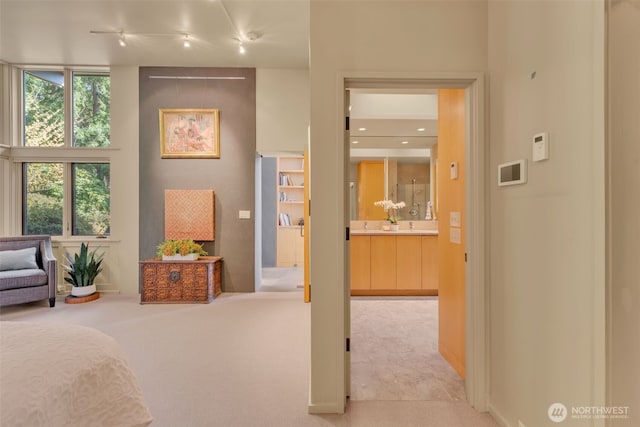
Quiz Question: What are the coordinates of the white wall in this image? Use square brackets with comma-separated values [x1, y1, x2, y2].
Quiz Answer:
[309, 0, 488, 413]
[256, 68, 309, 154]
[108, 66, 140, 294]
[488, 2, 605, 426]
[0, 64, 8, 236]
[608, 0, 640, 424]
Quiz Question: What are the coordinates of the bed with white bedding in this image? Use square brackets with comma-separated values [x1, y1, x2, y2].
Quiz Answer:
[0, 321, 153, 427]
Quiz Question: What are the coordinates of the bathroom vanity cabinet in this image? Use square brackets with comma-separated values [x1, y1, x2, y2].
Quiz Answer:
[350, 233, 438, 296]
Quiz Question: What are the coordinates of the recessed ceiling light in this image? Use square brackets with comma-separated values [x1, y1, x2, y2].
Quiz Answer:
[358, 127, 366, 131]
[352, 140, 359, 144]
[417, 128, 425, 132]
[401, 141, 409, 145]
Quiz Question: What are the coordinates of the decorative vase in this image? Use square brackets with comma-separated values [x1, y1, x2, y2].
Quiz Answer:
[71, 284, 96, 297]
[390, 224, 400, 231]
[162, 253, 199, 261]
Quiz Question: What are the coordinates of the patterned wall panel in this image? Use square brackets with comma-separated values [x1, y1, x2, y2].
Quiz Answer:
[165, 189, 215, 241]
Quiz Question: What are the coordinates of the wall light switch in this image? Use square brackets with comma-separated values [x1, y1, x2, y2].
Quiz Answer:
[450, 227, 461, 244]
[239, 210, 251, 219]
[450, 211, 461, 227]
[532, 132, 549, 162]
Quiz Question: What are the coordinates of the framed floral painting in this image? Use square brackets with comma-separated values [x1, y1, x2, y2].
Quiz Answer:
[159, 109, 220, 158]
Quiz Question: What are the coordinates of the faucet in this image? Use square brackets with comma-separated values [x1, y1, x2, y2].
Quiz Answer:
[409, 221, 414, 230]
[364, 221, 368, 231]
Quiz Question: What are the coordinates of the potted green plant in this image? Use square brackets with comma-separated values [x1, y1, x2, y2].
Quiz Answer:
[63, 242, 104, 297]
[156, 239, 207, 261]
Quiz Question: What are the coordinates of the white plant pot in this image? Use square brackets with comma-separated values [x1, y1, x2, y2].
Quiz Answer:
[71, 284, 96, 297]
[390, 224, 400, 231]
[162, 253, 199, 261]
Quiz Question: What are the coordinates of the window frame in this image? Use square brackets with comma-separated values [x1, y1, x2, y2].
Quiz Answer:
[11, 65, 114, 239]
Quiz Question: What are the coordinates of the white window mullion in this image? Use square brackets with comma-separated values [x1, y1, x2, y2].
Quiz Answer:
[12, 66, 23, 147]
[64, 68, 73, 148]
[63, 162, 72, 238]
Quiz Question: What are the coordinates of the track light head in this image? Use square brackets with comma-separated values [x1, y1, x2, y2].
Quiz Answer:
[239, 43, 246, 54]
[118, 34, 127, 47]
[183, 34, 190, 48]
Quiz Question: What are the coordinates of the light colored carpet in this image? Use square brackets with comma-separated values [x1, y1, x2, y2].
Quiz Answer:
[351, 297, 466, 402]
[0, 293, 497, 427]
[259, 267, 303, 292]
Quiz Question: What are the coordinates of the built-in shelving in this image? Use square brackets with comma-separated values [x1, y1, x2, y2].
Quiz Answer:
[277, 156, 305, 266]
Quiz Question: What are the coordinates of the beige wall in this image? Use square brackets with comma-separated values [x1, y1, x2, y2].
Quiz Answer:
[607, 0, 640, 424]
[488, 1, 605, 426]
[0, 64, 8, 235]
[108, 66, 140, 294]
[257, 68, 309, 154]
[309, 0, 488, 412]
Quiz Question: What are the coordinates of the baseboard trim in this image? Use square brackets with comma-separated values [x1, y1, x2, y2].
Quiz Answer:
[488, 402, 512, 427]
[308, 401, 343, 414]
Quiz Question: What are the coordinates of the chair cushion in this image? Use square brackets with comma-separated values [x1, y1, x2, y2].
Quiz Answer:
[0, 269, 48, 290]
[0, 247, 39, 271]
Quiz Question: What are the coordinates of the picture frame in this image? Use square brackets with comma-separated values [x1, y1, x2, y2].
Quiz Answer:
[159, 109, 220, 159]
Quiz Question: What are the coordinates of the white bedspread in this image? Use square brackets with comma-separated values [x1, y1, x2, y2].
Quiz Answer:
[0, 321, 153, 427]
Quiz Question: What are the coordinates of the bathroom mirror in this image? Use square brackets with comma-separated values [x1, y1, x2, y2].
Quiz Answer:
[347, 89, 438, 221]
[349, 155, 433, 221]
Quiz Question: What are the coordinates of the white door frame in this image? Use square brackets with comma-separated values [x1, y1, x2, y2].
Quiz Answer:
[338, 71, 488, 410]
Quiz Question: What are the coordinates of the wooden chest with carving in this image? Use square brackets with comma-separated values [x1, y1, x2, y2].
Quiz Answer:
[139, 256, 222, 304]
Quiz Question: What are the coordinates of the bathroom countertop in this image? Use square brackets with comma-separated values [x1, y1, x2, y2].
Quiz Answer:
[350, 229, 438, 236]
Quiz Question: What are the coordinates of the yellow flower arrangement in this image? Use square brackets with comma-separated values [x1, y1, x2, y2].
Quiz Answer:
[156, 239, 207, 258]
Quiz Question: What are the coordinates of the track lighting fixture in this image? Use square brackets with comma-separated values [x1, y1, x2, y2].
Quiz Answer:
[118, 34, 127, 47]
[238, 42, 246, 54]
[183, 35, 191, 48]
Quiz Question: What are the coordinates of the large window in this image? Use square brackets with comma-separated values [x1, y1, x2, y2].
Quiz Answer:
[73, 73, 110, 147]
[20, 68, 111, 237]
[72, 163, 111, 236]
[24, 71, 64, 147]
[23, 163, 64, 235]
[23, 70, 110, 147]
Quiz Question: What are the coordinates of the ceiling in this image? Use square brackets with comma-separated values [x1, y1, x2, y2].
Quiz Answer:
[1, 0, 436, 155]
[0, 0, 310, 68]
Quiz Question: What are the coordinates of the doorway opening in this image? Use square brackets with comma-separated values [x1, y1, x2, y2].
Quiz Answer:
[341, 74, 487, 410]
[255, 152, 309, 296]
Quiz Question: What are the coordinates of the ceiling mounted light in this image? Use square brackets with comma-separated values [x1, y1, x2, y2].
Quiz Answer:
[118, 33, 127, 47]
[417, 128, 425, 132]
[245, 31, 261, 42]
[239, 42, 246, 54]
[358, 127, 366, 131]
[401, 141, 409, 145]
[352, 140, 359, 144]
[183, 35, 191, 48]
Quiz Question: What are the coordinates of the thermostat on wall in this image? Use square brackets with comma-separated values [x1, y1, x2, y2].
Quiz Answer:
[532, 132, 549, 162]
[498, 159, 527, 187]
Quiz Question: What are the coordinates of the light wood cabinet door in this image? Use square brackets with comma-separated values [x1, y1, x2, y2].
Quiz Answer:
[277, 228, 296, 267]
[350, 236, 371, 290]
[370, 236, 396, 289]
[421, 234, 439, 290]
[396, 236, 422, 290]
